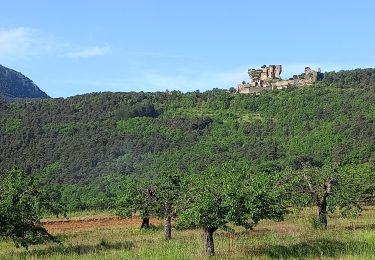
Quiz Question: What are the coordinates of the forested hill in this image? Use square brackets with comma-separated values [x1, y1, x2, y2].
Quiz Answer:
[0, 65, 49, 99]
[0, 68, 374, 210]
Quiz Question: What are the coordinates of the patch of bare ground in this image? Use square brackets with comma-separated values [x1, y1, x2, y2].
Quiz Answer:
[42, 216, 161, 234]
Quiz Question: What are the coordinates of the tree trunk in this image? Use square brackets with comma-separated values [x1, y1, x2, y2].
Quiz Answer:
[204, 227, 217, 256]
[140, 217, 150, 229]
[318, 200, 328, 228]
[164, 204, 172, 240]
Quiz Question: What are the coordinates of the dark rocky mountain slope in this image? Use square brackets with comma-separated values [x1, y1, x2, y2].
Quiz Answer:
[0, 65, 49, 99]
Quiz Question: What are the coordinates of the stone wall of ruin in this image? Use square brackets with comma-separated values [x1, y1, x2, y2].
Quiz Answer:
[237, 65, 322, 94]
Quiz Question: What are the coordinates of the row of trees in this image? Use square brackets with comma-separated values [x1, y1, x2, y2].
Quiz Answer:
[115, 160, 374, 256]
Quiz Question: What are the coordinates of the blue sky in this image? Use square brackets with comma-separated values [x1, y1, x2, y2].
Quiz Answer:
[1, 0, 375, 97]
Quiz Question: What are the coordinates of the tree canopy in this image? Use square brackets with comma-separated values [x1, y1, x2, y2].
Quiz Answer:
[176, 163, 287, 256]
[0, 167, 64, 248]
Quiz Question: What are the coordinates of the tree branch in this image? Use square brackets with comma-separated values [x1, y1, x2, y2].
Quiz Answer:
[303, 174, 320, 205]
[323, 178, 334, 200]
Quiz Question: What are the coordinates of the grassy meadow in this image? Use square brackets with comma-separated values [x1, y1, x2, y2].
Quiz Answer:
[0, 207, 374, 259]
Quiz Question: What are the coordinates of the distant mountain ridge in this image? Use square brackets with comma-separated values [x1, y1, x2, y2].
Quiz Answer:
[0, 65, 49, 99]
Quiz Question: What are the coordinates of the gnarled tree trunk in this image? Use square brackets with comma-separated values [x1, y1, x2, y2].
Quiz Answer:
[204, 227, 218, 256]
[164, 204, 172, 240]
[304, 175, 333, 228]
[318, 200, 328, 228]
[140, 217, 150, 229]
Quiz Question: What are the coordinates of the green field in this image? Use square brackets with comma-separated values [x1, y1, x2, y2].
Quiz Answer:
[1, 207, 374, 259]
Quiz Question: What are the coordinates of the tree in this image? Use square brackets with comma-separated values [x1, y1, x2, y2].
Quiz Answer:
[117, 170, 183, 240]
[287, 158, 375, 228]
[302, 167, 333, 227]
[151, 170, 182, 240]
[329, 163, 375, 216]
[116, 176, 158, 229]
[0, 167, 64, 248]
[177, 163, 287, 256]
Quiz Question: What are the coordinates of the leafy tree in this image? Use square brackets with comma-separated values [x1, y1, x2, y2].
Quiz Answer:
[116, 176, 158, 229]
[287, 159, 375, 228]
[150, 170, 182, 240]
[329, 163, 375, 216]
[116, 170, 182, 240]
[177, 163, 286, 256]
[0, 167, 64, 248]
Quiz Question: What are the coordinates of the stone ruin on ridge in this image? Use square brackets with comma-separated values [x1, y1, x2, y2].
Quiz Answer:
[236, 65, 324, 94]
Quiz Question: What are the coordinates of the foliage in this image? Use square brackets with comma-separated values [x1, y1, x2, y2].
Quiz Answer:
[116, 101, 159, 120]
[178, 163, 286, 231]
[331, 163, 375, 214]
[176, 163, 287, 255]
[0, 68, 373, 211]
[116, 176, 160, 221]
[1, 118, 22, 134]
[321, 68, 375, 89]
[116, 168, 183, 238]
[0, 167, 64, 248]
[285, 162, 375, 227]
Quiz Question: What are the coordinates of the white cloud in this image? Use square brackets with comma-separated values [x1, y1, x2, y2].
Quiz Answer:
[0, 27, 52, 60]
[67, 46, 112, 59]
[0, 27, 113, 61]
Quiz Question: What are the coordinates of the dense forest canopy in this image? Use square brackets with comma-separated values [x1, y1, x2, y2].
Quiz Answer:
[0, 68, 374, 211]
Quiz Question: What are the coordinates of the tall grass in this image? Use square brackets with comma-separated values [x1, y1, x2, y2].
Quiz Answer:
[1, 207, 374, 259]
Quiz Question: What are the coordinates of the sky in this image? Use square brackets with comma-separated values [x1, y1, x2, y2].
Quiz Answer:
[1, 0, 375, 98]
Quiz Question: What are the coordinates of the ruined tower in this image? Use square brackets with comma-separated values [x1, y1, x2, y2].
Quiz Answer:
[237, 65, 323, 94]
[250, 65, 283, 82]
[275, 65, 282, 78]
[268, 65, 275, 79]
[304, 67, 322, 82]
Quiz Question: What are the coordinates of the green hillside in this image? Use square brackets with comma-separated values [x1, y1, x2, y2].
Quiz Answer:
[0, 68, 374, 210]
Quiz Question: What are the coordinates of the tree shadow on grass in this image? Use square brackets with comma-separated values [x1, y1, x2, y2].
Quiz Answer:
[253, 238, 369, 258]
[19, 240, 134, 258]
[140, 225, 164, 232]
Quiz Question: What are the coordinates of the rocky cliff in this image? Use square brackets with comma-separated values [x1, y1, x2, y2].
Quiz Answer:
[0, 65, 49, 99]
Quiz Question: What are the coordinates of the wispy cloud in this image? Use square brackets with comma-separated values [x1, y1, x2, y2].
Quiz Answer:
[0, 27, 53, 60]
[67, 46, 112, 59]
[0, 27, 113, 61]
